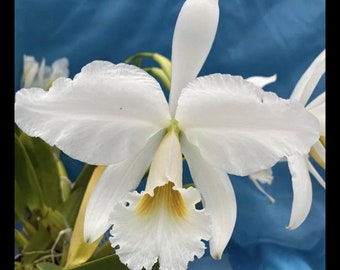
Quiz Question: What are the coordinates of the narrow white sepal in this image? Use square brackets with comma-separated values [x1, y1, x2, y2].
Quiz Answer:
[306, 92, 325, 136]
[286, 155, 313, 229]
[290, 50, 325, 106]
[307, 159, 325, 189]
[181, 134, 236, 260]
[169, 0, 219, 116]
[21, 55, 40, 88]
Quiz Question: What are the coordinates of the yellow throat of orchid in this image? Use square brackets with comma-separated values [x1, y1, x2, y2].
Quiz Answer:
[136, 181, 187, 219]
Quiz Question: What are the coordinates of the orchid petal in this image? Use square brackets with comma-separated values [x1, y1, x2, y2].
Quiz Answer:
[84, 130, 164, 243]
[176, 74, 319, 176]
[21, 55, 39, 88]
[290, 50, 325, 106]
[181, 134, 236, 260]
[169, 0, 219, 116]
[306, 91, 325, 110]
[246, 74, 277, 88]
[307, 159, 326, 188]
[109, 185, 210, 270]
[15, 61, 171, 165]
[50, 57, 69, 79]
[45, 57, 70, 89]
[306, 92, 325, 136]
[286, 155, 313, 229]
[36, 58, 48, 88]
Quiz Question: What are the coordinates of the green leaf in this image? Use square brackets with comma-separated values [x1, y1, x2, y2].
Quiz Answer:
[21, 224, 54, 265]
[66, 255, 129, 270]
[15, 179, 27, 223]
[36, 262, 63, 270]
[15, 124, 22, 136]
[57, 164, 96, 228]
[15, 262, 40, 270]
[19, 132, 63, 208]
[90, 241, 113, 261]
[19, 218, 38, 239]
[57, 187, 85, 228]
[40, 208, 69, 240]
[15, 228, 29, 250]
[15, 133, 46, 216]
[14, 262, 20, 270]
[58, 160, 72, 202]
[72, 165, 97, 191]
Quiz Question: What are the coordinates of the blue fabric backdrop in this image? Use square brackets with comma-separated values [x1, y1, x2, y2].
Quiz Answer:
[15, 0, 325, 269]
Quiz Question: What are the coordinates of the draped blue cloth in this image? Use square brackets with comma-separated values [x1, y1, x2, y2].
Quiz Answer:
[15, 0, 325, 269]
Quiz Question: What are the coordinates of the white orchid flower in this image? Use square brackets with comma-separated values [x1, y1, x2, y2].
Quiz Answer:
[15, 0, 320, 269]
[285, 49, 325, 230]
[21, 55, 69, 90]
[247, 50, 325, 229]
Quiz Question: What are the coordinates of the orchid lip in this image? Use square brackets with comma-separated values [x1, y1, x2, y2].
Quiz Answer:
[136, 181, 188, 219]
